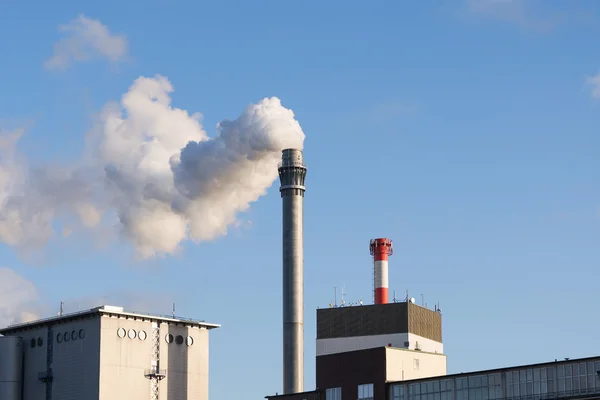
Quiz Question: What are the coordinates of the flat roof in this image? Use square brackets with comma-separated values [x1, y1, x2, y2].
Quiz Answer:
[389, 355, 600, 385]
[0, 305, 220, 334]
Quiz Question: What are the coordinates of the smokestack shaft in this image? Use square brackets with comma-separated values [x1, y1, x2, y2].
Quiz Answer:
[279, 149, 306, 394]
[370, 238, 393, 305]
[374, 256, 389, 304]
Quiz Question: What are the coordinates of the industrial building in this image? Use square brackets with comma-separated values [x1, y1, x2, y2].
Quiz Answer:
[267, 204, 600, 400]
[267, 265, 600, 400]
[0, 304, 219, 400]
[267, 295, 447, 400]
[267, 355, 600, 400]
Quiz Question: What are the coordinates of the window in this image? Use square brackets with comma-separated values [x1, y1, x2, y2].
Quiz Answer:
[468, 374, 489, 400]
[587, 361, 598, 392]
[455, 377, 468, 400]
[409, 383, 420, 400]
[507, 369, 527, 399]
[326, 387, 341, 400]
[555, 361, 600, 396]
[406, 379, 448, 400]
[391, 384, 404, 400]
[358, 383, 374, 400]
[487, 373, 502, 400]
[547, 365, 555, 394]
[440, 379, 453, 400]
[414, 358, 420, 370]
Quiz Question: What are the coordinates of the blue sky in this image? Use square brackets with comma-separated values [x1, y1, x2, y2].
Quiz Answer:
[1, 1, 599, 399]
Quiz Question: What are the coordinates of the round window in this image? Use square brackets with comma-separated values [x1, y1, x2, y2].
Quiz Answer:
[30, 338, 36, 348]
[186, 336, 194, 346]
[56, 333, 63, 343]
[138, 330, 147, 341]
[175, 335, 184, 345]
[165, 334, 174, 344]
[37, 337, 43, 347]
[71, 330, 77, 341]
[117, 328, 126, 338]
[63, 332, 70, 342]
[79, 329, 85, 339]
[128, 329, 137, 339]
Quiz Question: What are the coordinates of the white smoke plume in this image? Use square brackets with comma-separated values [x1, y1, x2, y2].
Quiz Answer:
[0, 268, 41, 328]
[0, 75, 305, 258]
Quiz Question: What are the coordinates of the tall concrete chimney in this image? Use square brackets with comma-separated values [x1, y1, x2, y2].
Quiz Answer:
[278, 148, 306, 394]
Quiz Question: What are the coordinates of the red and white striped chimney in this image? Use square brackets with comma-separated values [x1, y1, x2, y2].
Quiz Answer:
[369, 238, 394, 305]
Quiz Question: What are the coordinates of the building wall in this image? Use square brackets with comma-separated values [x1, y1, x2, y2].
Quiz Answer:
[98, 315, 153, 400]
[407, 304, 443, 343]
[316, 332, 443, 357]
[52, 316, 101, 400]
[0, 308, 216, 400]
[1, 316, 101, 400]
[385, 348, 447, 382]
[316, 347, 388, 400]
[315, 346, 446, 399]
[316, 302, 442, 343]
[0, 336, 23, 400]
[388, 357, 600, 400]
[20, 325, 48, 400]
[159, 323, 209, 400]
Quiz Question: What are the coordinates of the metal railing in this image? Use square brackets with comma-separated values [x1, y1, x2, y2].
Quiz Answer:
[144, 368, 167, 379]
[38, 369, 53, 382]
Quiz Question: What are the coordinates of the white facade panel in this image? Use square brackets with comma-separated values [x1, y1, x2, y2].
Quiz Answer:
[385, 348, 447, 382]
[316, 333, 443, 356]
[98, 315, 154, 400]
[374, 260, 388, 288]
[159, 323, 209, 400]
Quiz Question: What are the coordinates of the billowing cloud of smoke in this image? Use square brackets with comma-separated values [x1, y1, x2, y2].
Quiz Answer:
[0, 129, 102, 251]
[0, 268, 41, 328]
[0, 75, 305, 258]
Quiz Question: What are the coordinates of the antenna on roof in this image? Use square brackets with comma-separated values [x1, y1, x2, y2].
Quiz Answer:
[334, 287, 337, 307]
[341, 285, 345, 306]
[58, 301, 64, 317]
[172, 303, 175, 318]
[393, 290, 397, 303]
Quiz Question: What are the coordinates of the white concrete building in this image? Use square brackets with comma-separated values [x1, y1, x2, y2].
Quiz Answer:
[0, 305, 219, 400]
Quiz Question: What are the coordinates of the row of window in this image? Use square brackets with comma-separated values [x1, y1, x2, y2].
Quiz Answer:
[28, 329, 88, 348]
[117, 328, 148, 340]
[165, 333, 194, 346]
[115, 328, 194, 346]
[359, 384, 374, 400]
[56, 329, 86, 344]
[391, 361, 600, 400]
[30, 337, 44, 348]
